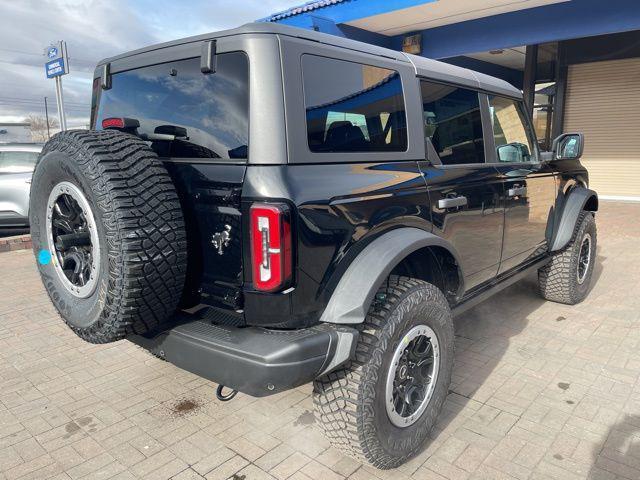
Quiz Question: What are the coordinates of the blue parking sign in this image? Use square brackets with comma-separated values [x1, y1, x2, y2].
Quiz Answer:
[46, 58, 65, 78]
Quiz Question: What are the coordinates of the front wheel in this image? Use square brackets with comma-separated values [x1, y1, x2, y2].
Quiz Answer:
[313, 276, 454, 469]
[538, 211, 597, 305]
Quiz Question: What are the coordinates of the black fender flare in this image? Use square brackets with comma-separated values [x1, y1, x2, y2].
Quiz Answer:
[319, 227, 464, 324]
[549, 186, 598, 252]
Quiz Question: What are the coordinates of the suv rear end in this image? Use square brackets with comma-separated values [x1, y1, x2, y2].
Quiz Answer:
[92, 31, 279, 317]
[83, 28, 361, 397]
[88, 25, 417, 330]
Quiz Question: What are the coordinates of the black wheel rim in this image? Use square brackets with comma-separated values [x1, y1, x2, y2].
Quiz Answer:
[46, 182, 100, 298]
[577, 233, 592, 285]
[51, 194, 92, 286]
[385, 325, 440, 427]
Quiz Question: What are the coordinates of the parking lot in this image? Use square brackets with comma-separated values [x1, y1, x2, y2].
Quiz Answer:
[0, 201, 638, 480]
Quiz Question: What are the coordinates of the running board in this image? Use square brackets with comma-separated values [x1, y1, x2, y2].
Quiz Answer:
[452, 256, 551, 317]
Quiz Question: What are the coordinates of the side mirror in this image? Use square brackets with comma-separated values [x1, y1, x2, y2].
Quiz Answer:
[552, 132, 584, 161]
[496, 143, 530, 163]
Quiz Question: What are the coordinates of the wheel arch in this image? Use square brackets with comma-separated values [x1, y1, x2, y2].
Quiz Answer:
[549, 186, 598, 252]
[319, 228, 464, 325]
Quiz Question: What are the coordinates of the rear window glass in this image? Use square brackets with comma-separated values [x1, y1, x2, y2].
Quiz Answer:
[302, 55, 407, 153]
[0, 151, 38, 172]
[96, 52, 249, 160]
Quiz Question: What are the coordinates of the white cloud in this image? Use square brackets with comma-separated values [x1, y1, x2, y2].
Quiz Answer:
[0, 0, 294, 125]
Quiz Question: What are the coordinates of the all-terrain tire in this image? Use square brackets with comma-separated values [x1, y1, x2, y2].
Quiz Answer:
[313, 276, 454, 469]
[29, 130, 187, 343]
[538, 211, 597, 305]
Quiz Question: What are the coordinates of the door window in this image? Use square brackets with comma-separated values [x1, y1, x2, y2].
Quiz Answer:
[489, 96, 538, 163]
[302, 55, 407, 153]
[420, 81, 485, 165]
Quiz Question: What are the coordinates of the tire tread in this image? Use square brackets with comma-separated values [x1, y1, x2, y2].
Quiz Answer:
[313, 276, 451, 469]
[33, 130, 187, 343]
[538, 211, 596, 305]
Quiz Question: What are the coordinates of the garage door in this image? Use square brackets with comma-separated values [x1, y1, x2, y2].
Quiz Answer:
[564, 57, 640, 198]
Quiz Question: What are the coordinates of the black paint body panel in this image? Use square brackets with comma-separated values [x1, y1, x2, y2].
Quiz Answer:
[163, 161, 246, 313]
[241, 162, 431, 327]
[162, 156, 591, 329]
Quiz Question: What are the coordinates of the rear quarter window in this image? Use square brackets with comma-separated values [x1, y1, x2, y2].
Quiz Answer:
[302, 55, 407, 153]
[95, 52, 249, 160]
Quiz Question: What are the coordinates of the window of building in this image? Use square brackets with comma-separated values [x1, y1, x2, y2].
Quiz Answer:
[420, 81, 485, 165]
[96, 53, 249, 160]
[488, 96, 538, 163]
[302, 55, 407, 153]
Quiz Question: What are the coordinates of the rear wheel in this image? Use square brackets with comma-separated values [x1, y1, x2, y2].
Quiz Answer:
[313, 276, 454, 469]
[30, 130, 187, 343]
[538, 211, 597, 305]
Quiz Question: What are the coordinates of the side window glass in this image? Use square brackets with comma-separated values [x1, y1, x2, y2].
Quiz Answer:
[420, 81, 485, 165]
[302, 55, 407, 153]
[488, 96, 538, 163]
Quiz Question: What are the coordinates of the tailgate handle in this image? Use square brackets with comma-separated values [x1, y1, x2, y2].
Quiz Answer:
[438, 196, 467, 209]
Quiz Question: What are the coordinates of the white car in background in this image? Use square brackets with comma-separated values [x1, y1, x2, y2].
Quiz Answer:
[0, 143, 42, 228]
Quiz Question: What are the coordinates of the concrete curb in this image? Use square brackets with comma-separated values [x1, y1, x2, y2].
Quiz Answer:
[0, 234, 32, 253]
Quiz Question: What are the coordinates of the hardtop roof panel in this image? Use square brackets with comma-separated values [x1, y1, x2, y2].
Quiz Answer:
[96, 22, 521, 99]
[96, 22, 408, 66]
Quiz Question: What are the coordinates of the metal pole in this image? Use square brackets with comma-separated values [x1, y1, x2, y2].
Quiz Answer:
[523, 44, 538, 118]
[53, 84, 62, 133]
[44, 97, 51, 139]
[54, 76, 67, 131]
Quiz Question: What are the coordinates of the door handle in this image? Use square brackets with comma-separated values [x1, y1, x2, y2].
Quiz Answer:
[508, 186, 527, 197]
[438, 196, 467, 209]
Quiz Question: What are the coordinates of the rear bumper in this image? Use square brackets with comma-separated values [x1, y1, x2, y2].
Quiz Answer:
[128, 314, 358, 397]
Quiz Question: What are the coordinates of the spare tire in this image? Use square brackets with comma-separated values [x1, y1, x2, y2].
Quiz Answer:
[29, 130, 187, 343]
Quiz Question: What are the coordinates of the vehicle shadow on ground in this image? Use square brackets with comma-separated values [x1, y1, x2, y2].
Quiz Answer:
[398, 251, 606, 475]
[590, 414, 640, 478]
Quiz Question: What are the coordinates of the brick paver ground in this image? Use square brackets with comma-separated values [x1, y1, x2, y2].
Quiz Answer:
[1, 202, 640, 480]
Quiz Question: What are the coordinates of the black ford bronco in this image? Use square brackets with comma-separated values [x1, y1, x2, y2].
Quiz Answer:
[30, 23, 598, 469]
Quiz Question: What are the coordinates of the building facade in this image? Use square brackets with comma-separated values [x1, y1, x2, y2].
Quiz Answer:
[263, 0, 640, 200]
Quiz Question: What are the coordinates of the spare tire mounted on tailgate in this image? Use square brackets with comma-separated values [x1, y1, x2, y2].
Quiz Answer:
[29, 130, 187, 343]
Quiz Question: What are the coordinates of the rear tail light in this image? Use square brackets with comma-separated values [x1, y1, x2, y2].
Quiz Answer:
[250, 203, 292, 292]
[101, 117, 140, 131]
[102, 117, 125, 129]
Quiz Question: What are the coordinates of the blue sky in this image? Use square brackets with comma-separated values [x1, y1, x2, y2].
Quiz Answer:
[0, 0, 294, 126]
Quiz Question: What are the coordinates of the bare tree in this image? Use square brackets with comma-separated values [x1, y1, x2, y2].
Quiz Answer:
[24, 115, 59, 142]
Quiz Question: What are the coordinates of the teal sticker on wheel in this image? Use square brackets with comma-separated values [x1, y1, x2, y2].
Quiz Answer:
[38, 249, 52, 265]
